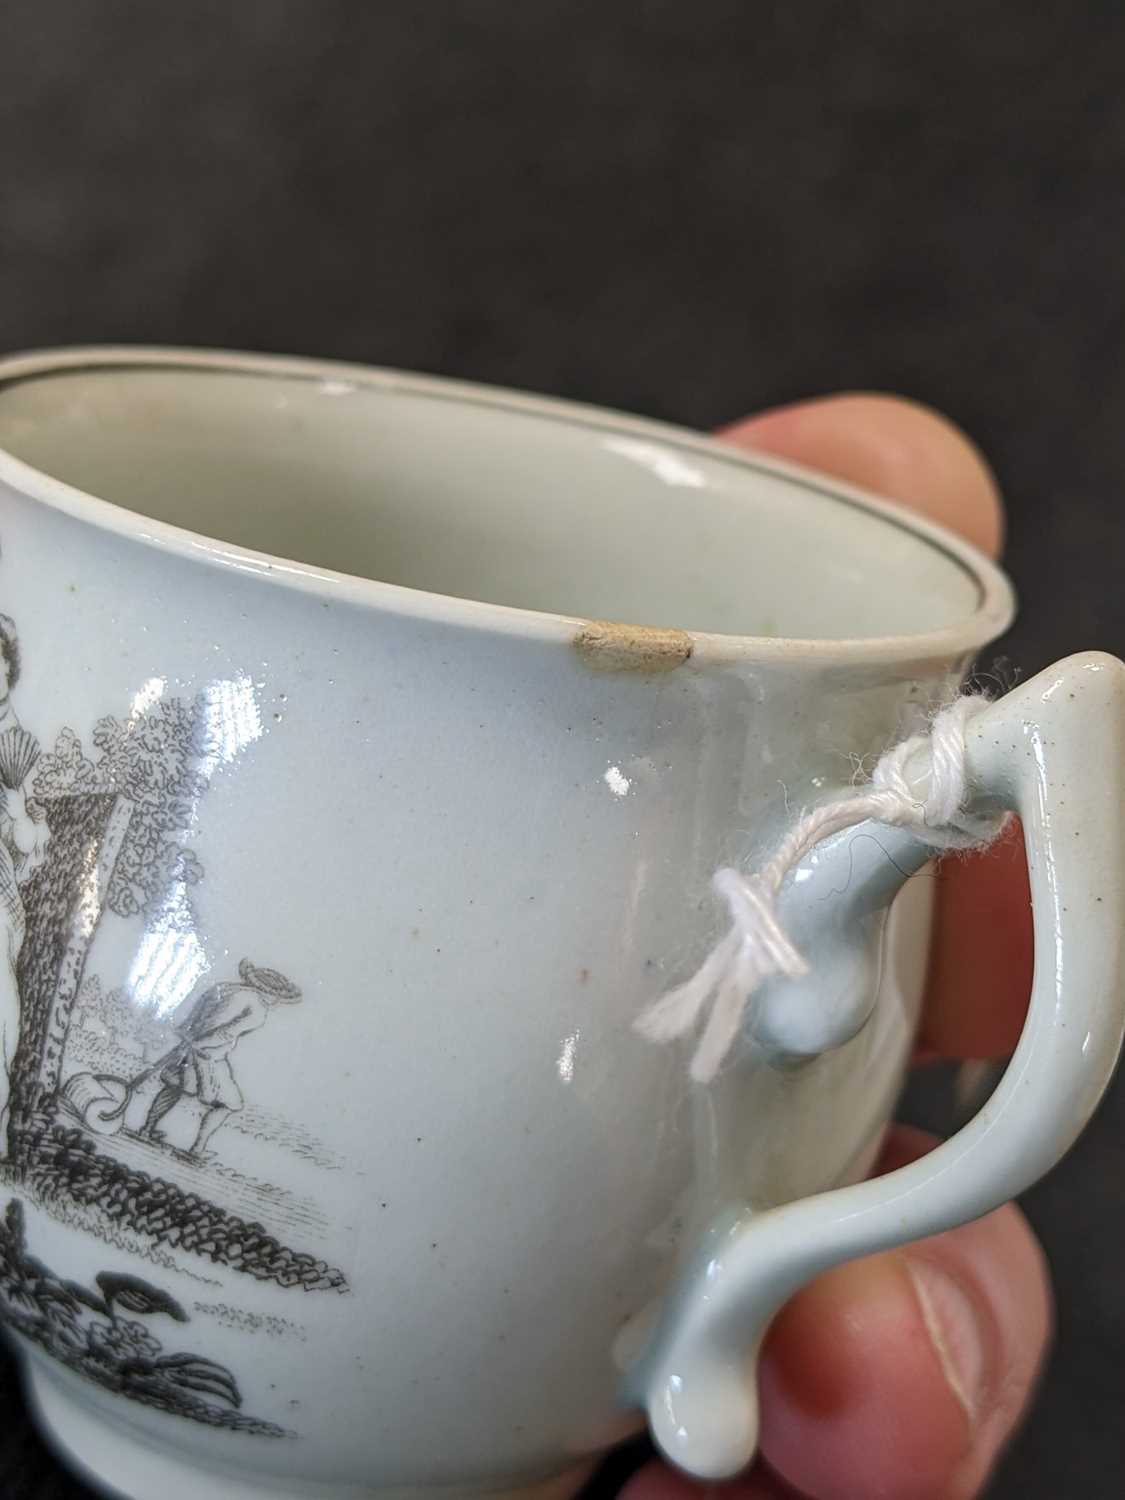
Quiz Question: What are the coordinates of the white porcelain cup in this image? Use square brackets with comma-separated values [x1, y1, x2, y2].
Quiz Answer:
[0, 347, 1120, 1500]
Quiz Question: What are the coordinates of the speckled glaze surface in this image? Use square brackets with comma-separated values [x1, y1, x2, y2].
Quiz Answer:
[0, 348, 1119, 1500]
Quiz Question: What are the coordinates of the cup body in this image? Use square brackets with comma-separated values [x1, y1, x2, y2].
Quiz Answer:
[0, 350, 1011, 1496]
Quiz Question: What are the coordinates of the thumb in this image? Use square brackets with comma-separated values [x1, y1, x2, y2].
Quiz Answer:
[723, 393, 1004, 559]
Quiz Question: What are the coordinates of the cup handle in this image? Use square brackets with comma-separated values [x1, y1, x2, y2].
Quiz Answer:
[627, 652, 1125, 1480]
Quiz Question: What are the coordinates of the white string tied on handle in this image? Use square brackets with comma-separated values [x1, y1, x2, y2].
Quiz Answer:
[635, 694, 1008, 1084]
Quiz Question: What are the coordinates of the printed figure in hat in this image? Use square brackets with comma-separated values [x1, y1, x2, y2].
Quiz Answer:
[139, 959, 302, 1159]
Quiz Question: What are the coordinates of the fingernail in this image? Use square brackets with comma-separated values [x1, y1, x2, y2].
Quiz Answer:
[905, 1256, 990, 1429]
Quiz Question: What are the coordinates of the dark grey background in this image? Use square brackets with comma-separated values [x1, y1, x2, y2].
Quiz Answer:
[1, 2, 1122, 1495]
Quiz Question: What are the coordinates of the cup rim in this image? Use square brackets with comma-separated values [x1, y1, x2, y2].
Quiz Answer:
[0, 345, 1015, 667]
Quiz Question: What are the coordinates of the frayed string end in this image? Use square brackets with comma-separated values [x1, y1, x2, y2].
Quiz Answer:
[636, 694, 1006, 1084]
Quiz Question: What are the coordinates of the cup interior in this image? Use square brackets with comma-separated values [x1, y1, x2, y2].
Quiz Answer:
[0, 359, 987, 640]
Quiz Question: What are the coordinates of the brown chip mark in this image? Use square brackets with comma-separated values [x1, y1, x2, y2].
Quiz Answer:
[574, 620, 693, 673]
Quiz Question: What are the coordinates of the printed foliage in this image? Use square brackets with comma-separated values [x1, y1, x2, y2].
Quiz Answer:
[33, 699, 206, 919]
[0, 1197, 286, 1435]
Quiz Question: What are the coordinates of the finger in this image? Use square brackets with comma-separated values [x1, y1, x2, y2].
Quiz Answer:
[920, 817, 1034, 1058]
[722, 393, 1004, 558]
[618, 1457, 794, 1500]
[721, 394, 1032, 1059]
[756, 1127, 1051, 1500]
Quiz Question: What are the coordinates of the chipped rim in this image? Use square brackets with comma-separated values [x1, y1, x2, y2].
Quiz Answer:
[0, 346, 1015, 668]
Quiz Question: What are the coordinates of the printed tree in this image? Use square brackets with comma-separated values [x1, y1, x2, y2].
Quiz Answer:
[9, 697, 208, 1145]
[7, 695, 350, 1292]
[32, 696, 209, 919]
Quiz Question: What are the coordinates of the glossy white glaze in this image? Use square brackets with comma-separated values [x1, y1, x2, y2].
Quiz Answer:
[632, 655, 1125, 1476]
[0, 348, 1113, 1500]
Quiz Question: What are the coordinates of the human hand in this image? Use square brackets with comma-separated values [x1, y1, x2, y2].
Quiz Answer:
[622, 396, 1048, 1500]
